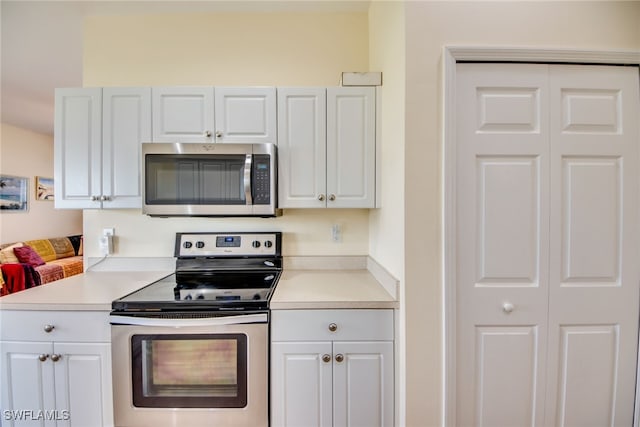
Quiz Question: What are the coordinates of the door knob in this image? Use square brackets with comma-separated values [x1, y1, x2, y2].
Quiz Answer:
[318, 194, 326, 201]
[43, 324, 55, 333]
[38, 354, 48, 362]
[502, 302, 515, 314]
[50, 354, 61, 362]
[335, 354, 344, 363]
[328, 194, 336, 201]
[204, 130, 212, 137]
[328, 323, 338, 332]
[322, 354, 331, 363]
[215, 131, 223, 138]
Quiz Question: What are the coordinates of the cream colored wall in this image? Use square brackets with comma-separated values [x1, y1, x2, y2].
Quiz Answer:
[404, 2, 640, 426]
[368, 1, 406, 425]
[0, 123, 82, 243]
[82, 11, 371, 259]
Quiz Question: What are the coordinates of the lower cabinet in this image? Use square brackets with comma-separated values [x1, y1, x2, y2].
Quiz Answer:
[271, 309, 394, 427]
[0, 311, 113, 427]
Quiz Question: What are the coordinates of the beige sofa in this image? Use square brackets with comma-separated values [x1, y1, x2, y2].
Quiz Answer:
[0, 235, 83, 295]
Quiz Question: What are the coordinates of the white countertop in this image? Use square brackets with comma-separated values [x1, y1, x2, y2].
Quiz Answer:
[0, 271, 172, 311]
[0, 257, 398, 311]
[271, 269, 398, 309]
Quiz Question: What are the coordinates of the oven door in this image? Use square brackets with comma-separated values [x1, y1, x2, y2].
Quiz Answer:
[110, 313, 268, 427]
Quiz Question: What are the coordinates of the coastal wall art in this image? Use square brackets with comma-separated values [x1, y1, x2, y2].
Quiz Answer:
[36, 176, 54, 201]
[0, 175, 28, 212]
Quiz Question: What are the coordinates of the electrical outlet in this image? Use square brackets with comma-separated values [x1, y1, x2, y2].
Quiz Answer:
[331, 224, 342, 242]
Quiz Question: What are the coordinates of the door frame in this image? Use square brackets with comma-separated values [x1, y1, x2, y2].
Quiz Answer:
[442, 46, 640, 427]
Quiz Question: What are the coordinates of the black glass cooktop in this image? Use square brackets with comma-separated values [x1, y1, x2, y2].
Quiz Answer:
[112, 270, 280, 312]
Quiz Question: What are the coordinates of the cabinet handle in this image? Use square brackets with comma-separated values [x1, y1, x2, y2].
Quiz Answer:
[322, 354, 331, 363]
[50, 354, 61, 362]
[215, 131, 223, 138]
[43, 324, 55, 333]
[328, 194, 336, 201]
[90, 196, 98, 201]
[328, 323, 338, 332]
[335, 354, 344, 363]
[204, 130, 212, 137]
[318, 194, 326, 201]
[38, 354, 49, 362]
[100, 195, 110, 202]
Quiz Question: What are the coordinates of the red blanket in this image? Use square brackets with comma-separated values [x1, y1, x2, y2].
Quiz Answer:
[1, 263, 40, 296]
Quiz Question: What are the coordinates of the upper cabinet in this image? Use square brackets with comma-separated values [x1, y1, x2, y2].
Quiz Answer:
[152, 87, 276, 144]
[54, 87, 151, 209]
[278, 87, 376, 208]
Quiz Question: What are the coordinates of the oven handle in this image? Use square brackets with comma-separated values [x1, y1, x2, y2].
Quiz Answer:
[109, 312, 268, 327]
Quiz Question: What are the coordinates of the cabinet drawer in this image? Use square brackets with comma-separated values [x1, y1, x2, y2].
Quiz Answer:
[271, 309, 393, 341]
[0, 310, 110, 342]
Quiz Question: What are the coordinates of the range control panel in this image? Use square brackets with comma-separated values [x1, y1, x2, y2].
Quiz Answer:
[175, 232, 281, 257]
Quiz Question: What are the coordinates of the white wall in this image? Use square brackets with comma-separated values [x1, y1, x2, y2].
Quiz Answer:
[81, 11, 372, 260]
[404, 2, 640, 426]
[0, 123, 82, 243]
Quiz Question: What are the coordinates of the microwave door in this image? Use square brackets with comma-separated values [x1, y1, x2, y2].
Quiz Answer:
[244, 154, 253, 206]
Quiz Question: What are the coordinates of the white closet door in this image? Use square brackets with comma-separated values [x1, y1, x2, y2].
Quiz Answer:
[456, 63, 550, 427]
[545, 65, 640, 427]
[455, 63, 640, 427]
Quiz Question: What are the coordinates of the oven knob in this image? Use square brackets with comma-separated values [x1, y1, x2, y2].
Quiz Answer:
[253, 294, 261, 300]
[252, 240, 261, 248]
[183, 241, 193, 249]
[196, 294, 205, 300]
[196, 241, 205, 249]
[264, 240, 273, 248]
[184, 294, 192, 300]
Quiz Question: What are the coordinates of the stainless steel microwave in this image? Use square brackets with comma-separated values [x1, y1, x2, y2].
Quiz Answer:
[142, 143, 278, 217]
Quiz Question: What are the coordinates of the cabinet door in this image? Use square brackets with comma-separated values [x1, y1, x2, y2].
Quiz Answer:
[271, 342, 333, 427]
[277, 88, 327, 208]
[54, 88, 102, 209]
[333, 341, 394, 427]
[53, 342, 113, 427]
[152, 87, 215, 142]
[0, 341, 56, 427]
[327, 87, 376, 208]
[214, 87, 276, 144]
[102, 87, 151, 209]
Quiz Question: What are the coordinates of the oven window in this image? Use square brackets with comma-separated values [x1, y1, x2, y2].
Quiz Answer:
[131, 333, 247, 408]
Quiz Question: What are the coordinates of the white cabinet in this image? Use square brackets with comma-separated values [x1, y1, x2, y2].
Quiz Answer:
[277, 87, 376, 208]
[54, 87, 151, 209]
[0, 311, 113, 427]
[152, 86, 276, 144]
[271, 309, 394, 427]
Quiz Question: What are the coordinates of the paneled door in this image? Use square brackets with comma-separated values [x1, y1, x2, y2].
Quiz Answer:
[455, 63, 640, 426]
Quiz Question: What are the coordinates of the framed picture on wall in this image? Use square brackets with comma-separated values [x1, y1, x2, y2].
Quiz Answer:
[0, 175, 29, 212]
[36, 176, 54, 201]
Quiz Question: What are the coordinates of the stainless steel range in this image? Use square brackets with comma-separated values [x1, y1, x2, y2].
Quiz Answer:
[110, 232, 281, 427]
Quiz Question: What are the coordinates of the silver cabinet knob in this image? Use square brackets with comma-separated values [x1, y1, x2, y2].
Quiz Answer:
[502, 302, 515, 314]
[322, 354, 331, 363]
[44, 324, 54, 333]
[100, 195, 111, 202]
[215, 131, 223, 138]
[328, 323, 338, 332]
[204, 130, 212, 137]
[318, 194, 326, 201]
[335, 354, 344, 363]
[328, 194, 336, 201]
[90, 196, 98, 201]
[38, 354, 48, 362]
[50, 354, 61, 362]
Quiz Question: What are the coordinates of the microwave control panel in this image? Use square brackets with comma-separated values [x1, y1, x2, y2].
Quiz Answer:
[252, 155, 271, 205]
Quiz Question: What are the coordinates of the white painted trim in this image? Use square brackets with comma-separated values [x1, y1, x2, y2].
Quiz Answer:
[367, 255, 399, 300]
[442, 46, 640, 427]
[446, 46, 640, 65]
